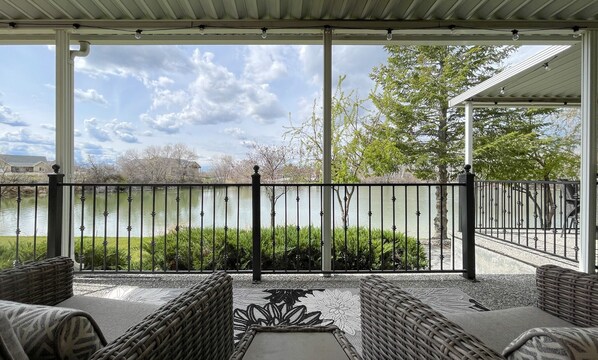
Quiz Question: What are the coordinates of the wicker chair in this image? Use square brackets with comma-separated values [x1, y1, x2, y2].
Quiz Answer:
[360, 265, 598, 360]
[0, 256, 234, 360]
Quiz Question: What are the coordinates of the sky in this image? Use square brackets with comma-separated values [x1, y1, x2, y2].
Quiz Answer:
[0, 44, 546, 168]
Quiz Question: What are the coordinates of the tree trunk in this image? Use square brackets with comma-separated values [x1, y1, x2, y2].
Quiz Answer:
[434, 166, 449, 241]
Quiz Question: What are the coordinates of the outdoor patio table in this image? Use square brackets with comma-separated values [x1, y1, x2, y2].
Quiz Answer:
[229, 325, 361, 360]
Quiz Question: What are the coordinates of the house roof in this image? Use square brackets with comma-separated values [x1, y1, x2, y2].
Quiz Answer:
[0, 0, 595, 44]
[449, 44, 581, 108]
[0, 154, 48, 167]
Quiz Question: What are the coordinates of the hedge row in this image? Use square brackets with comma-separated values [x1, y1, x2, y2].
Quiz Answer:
[0, 226, 427, 271]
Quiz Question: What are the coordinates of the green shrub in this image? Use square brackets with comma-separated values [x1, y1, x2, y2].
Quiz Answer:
[0, 226, 428, 271]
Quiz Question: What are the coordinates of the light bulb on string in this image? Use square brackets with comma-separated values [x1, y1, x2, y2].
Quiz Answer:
[261, 27, 268, 39]
[543, 62, 551, 71]
[511, 29, 519, 41]
[449, 25, 456, 34]
[198, 25, 205, 35]
[500, 87, 505, 95]
[72, 24, 80, 33]
[135, 29, 142, 40]
[8, 22, 16, 30]
[386, 29, 393, 41]
[573, 26, 581, 38]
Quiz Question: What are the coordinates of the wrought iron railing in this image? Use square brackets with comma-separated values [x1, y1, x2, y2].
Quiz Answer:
[0, 166, 477, 278]
[475, 180, 580, 262]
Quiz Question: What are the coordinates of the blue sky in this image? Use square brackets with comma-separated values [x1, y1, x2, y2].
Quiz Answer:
[0, 44, 545, 167]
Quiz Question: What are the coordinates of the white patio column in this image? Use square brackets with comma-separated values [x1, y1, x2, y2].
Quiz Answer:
[579, 30, 598, 273]
[55, 30, 72, 257]
[464, 101, 473, 171]
[322, 26, 332, 275]
[56, 31, 90, 258]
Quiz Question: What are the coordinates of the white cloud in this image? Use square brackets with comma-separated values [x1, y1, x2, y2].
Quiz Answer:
[223, 127, 245, 138]
[140, 113, 182, 134]
[74, 46, 194, 87]
[75, 88, 108, 105]
[0, 102, 27, 126]
[84, 117, 139, 143]
[0, 128, 52, 145]
[141, 49, 287, 133]
[41, 123, 55, 131]
[112, 121, 138, 143]
[243, 46, 289, 83]
[84, 118, 111, 141]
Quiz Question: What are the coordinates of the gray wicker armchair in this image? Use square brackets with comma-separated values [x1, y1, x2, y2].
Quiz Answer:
[0, 256, 234, 360]
[360, 265, 598, 360]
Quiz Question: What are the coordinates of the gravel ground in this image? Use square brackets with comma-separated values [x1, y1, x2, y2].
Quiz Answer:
[73, 271, 537, 310]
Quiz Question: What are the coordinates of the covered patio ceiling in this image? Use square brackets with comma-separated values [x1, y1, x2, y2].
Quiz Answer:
[0, 0, 597, 44]
[449, 44, 581, 107]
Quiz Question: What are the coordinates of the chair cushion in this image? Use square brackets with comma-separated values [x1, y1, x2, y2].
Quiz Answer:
[0, 300, 106, 360]
[445, 306, 574, 353]
[502, 327, 598, 359]
[0, 312, 28, 360]
[57, 295, 160, 343]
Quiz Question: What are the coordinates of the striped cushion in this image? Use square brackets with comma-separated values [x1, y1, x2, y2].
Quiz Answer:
[502, 327, 598, 360]
[0, 312, 28, 360]
[0, 300, 107, 360]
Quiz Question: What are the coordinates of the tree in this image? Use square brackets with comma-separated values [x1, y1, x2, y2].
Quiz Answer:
[75, 155, 122, 183]
[286, 75, 379, 226]
[117, 143, 200, 183]
[370, 45, 517, 240]
[246, 143, 297, 228]
[474, 108, 580, 228]
[209, 155, 239, 183]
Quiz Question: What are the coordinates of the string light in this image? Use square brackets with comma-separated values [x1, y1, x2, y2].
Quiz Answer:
[72, 23, 80, 33]
[8, 22, 16, 29]
[500, 86, 505, 95]
[448, 25, 456, 34]
[572, 26, 581, 38]
[261, 27, 267, 39]
[198, 25, 205, 35]
[511, 29, 519, 41]
[386, 29, 392, 41]
[134, 29, 142, 40]
[543, 62, 551, 71]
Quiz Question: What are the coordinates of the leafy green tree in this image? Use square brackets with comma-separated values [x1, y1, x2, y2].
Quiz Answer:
[370, 45, 517, 240]
[285, 75, 379, 226]
[474, 108, 580, 228]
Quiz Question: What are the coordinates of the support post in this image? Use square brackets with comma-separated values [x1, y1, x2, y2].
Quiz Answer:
[580, 30, 598, 273]
[47, 164, 64, 258]
[464, 101, 473, 171]
[252, 166, 261, 283]
[321, 26, 333, 276]
[458, 165, 476, 280]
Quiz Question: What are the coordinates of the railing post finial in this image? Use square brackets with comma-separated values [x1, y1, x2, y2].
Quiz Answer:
[253, 165, 260, 174]
[464, 164, 471, 173]
[52, 164, 61, 174]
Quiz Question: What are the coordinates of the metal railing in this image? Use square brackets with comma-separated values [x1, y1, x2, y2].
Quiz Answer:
[475, 180, 581, 262]
[0, 165, 476, 279]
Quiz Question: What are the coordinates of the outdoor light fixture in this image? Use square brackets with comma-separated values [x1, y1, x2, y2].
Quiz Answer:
[198, 25, 205, 35]
[8, 22, 15, 29]
[386, 29, 393, 41]
[500, 86, 505, 95]
[261, 27, 268, 39]
[511, 29, 519, 41]
[135, 29, 142, 40]
[573, 26, 581, 38]
[448, 25, 456, 34]
[543, 62, 551, 71]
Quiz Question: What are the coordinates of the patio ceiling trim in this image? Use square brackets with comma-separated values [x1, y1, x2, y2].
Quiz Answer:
[1, 0, 598, 44]
[449, 44, 581, 107]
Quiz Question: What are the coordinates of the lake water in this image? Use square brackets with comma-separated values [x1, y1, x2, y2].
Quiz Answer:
[0, 185, 462, 238]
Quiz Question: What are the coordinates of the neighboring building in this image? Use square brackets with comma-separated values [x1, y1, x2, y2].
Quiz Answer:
[0, 154, 51, 173]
